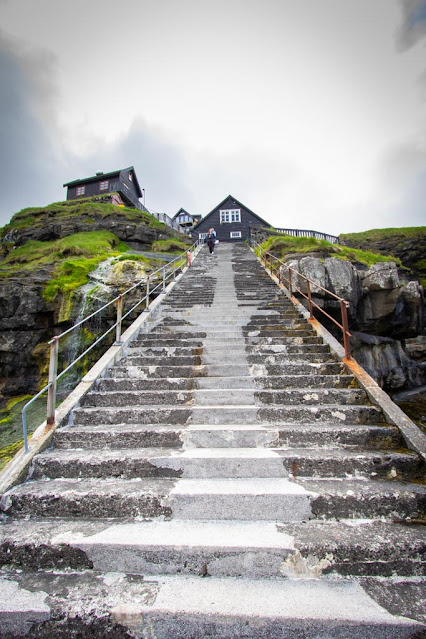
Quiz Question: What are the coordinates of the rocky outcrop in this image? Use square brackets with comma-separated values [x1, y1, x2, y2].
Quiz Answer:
[2, 214, 172, 252]
[280, 256, 425, 391]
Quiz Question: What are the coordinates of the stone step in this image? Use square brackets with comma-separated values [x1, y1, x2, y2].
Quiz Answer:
[53, 422, 403, 450]
[5, 476, 424, 521]
[31, 448, 288, 480]
[119, 354, 202, 366]
[82, 388, 369, 408]
[98, 374, 356, 391]
[1, 478, 177, 519]
[2, 519, 423, 578]
[169, 478, 426, 521]
[0, 570, 423, 637]
[72, 404, 384, 426]
[247, 352, 334, 363]
[31, 447, 421, 481]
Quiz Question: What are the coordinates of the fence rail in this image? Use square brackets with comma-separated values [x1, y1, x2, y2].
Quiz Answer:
[21, 241, 201, 452]
[268, 227, 339, 244]
[250, 239, 351, 360]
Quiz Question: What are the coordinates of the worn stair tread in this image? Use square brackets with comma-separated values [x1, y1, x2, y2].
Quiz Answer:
[0, 571, 423, 637]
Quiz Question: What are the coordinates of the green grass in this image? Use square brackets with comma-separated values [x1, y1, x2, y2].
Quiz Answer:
[0, 196, 165, 239]
[261, 234, 400, 267]
[151, 238, 192, 253]
[340, 227, 426, 242]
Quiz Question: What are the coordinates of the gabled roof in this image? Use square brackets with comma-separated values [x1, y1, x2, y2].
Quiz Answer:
[173, 207, 191, 219]
[192, 195, 270, 231]
[63, 166, 143, 198]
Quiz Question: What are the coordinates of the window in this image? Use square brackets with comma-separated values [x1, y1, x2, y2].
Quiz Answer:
[99, 180, 109, 191]
[230, 231, 241, 238]
[129, 172, 133, 181]
[220, 209, 240, 223]
[199, 232, 207, 240]
[76, 186, 85, 196]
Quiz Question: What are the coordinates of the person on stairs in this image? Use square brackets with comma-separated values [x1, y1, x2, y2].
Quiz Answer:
[206, 228, 216, 254]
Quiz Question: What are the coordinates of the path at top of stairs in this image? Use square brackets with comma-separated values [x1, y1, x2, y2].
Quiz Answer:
[1, 242, 425, 638]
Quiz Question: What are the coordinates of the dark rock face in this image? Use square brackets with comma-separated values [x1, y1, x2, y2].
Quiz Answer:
[3, 214, 173, 251]
[281, 256, 425, 391]
[0, 277, 54, 397]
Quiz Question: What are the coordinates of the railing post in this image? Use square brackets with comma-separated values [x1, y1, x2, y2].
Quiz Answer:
[162, 266, 166, 292]
[340, 300, 351, 359]
[146, 275, 150, 310]
[288, 269, 293, 296]
[115, 294, 123, 343]
[306, 280, 313, 319]
[46, 337, 59, 425]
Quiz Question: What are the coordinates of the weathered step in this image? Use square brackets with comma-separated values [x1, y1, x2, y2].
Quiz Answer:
[31, 448, 290, 480]
[1, 478, 177, 518]
[72, 404, 384, 426]
[119, 354, 202, 366]
[2, 519, 423, 579]
[82, 390, 194, 407]
[301, 478, 426, 520]
[85, 387, 369, 408]
[255, 388, 368, 405]
[254, 374, 356, 388]
[109, 364, 251, 379]
[135, 331, 207, 340]
[247, 343, 331, 355]
[247, 335, 323, 345]
[171, 478, 315, 521]
[261, 361, 347, 376]
[54, 424, 185, 449]
[279, 519, 426, 577]
[0, 571, 423, 637]
[248, 352, 334, 363]
[96, 377, 195, 391]
[53, 422, 403, 450]
[125, 346, 204, 357]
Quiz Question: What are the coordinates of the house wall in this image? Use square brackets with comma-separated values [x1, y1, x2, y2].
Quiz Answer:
[66, 169, 141, 209]
[191, 196, 266, 243]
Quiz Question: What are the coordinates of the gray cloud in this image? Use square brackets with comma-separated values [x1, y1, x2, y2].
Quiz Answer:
[396, 0, 426, 50]
[0, 34, 63, 225]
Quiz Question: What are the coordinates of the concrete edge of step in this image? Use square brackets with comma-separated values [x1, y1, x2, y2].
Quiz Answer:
[256, 252, 426, 465]
[0, 256, 200, 497]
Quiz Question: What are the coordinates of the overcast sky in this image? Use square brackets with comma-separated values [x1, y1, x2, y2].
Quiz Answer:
[0, 0, 425, 235]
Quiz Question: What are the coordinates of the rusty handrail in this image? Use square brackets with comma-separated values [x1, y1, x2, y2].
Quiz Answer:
[251, 240, 352, 359]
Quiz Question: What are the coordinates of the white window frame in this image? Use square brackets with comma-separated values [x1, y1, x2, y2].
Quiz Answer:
[76, 185, 85, 196]
[99, 180, 109, 191]
[230, 231, 241, 238]
[220, 208, 241, 223]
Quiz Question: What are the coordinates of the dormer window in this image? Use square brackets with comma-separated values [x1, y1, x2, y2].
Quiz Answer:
[99, 180, 109, 191]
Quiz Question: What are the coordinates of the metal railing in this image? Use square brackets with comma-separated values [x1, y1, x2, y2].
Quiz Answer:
[251, 240, 351, 360]
[272, 228, 340, 244]
[21, 241, 201, 452]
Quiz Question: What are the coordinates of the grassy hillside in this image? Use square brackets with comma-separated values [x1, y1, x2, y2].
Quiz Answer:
[0, 196, 164, 237]
[340, 227, 426, 286]
[260, 234, 401, 268]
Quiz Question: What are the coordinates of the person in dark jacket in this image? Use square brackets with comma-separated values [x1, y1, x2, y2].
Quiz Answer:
[206, 228, 216, 254]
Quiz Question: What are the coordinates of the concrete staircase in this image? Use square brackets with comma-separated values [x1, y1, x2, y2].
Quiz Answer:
[1, 243, 425, 638]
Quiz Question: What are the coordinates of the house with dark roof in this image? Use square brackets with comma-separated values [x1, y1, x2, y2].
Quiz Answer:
[63, 166, 146, 211]
[190, 195, 270, 243]
[173, 208, 201, 233]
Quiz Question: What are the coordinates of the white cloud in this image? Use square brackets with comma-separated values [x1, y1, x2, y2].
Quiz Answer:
[0, 0, 424, 234]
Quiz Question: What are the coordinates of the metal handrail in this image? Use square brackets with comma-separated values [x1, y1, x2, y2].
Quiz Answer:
[251, 240, 352, 359]
[21, 241, 201, 452]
